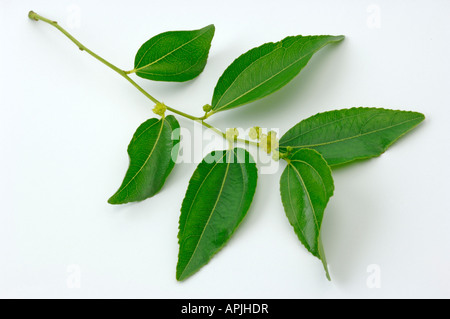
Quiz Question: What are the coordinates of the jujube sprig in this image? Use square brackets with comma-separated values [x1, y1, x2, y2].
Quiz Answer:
[28, 10, 424, 281]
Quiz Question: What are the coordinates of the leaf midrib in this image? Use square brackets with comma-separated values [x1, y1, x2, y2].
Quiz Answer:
[214, 44, 309, 112]
[291, 159, 329, 198]
[213, 37, 340, 112]
[135, 27, 211, 72]
[280, 110, 378, 145]
[289, 162, 320, 234]
[114, 117, 166, 198]
[286, 165, 311, 251]
[285, 117, 422, 149]
[135, 54, 203, 77]
[212, 44, 277, 110]
[178, 151, 232, 279]
[179, 152, 228, 239]
[291, 158, 331, 277]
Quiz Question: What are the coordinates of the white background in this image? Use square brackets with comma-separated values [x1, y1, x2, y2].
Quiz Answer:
[1, 0, 449, 299]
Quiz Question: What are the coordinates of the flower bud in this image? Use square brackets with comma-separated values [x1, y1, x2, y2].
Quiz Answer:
[152, 102, 167, 116]
[202, 104, 212, 113]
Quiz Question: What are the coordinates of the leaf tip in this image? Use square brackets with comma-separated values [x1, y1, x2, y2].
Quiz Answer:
[198, 24, 215, 37]
[176, 267, 188, 282]
[107, 193, 123, 205]
[325, 270, 331, 281]
[203, 24, 216, 40]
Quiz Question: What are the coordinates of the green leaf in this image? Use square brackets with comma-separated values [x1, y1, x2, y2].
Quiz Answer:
[280, 148, 334, 280]
[210, 35, 344, 113]
[108, 115, 180, 204]
[177, 148, 258, 281]
[133, 25, 215, 82]
[279, 107, 425, 166]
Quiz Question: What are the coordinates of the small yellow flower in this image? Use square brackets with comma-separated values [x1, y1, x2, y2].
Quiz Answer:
[249, 126, 262, 140]
[260, 130, 279, 154]
[226, 128, 239, 141]
[152, 102, 167, 116]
